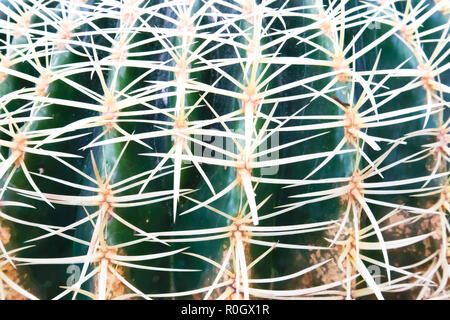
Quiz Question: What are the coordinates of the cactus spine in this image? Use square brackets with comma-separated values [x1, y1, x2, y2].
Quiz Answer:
[0, 0, 448, 300]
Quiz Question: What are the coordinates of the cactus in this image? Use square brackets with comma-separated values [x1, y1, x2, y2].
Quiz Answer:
[0, 0, 448, 300]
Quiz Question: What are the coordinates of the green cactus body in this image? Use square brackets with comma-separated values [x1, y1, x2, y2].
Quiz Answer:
[0, 0, 448, 300]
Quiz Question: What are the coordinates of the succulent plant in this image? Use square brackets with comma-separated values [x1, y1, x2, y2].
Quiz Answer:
[0, 0, 448, 300]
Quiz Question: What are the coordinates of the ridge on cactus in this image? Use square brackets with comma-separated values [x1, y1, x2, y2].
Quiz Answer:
[0, 0, 448, 300]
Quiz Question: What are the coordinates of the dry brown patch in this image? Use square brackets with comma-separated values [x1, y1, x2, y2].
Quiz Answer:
[0, 225, 11, 245]
[1, 263, 27, 300]
[93, 263, 127, 300]
[308, 249, 343, 285]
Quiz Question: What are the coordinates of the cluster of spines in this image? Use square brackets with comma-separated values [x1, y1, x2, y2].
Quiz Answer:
[0, 0, 448, 300]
